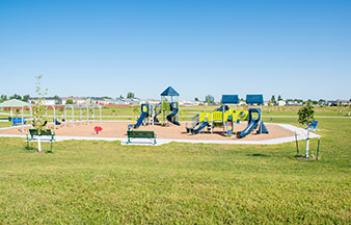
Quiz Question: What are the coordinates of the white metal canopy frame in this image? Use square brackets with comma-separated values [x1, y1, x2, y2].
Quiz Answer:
[63, 103, 103, 125]
[0, 99, 33, 132]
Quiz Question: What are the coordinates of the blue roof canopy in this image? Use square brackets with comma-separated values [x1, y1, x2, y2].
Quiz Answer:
[161, 86, 180, 97]
[221, 95, 240, 104]
[246, 95, 264, 105]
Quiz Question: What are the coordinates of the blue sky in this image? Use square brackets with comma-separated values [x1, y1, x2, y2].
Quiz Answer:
[0, 0, 350, 100]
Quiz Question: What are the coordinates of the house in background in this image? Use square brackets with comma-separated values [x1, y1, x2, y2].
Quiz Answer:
[286, 100, 303, 106]
[239, 100, 247, 106]
[179, 100, 202, 106]
[327, 100, 351, 106]
[30, 97, 61, 106]
[278, 100, 287, 106]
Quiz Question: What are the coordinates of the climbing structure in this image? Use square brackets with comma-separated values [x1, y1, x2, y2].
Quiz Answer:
[237, 95, 269, 138]
[132, 86, 181, 129]
[160, 86, 180, 126]
[186, 95, 249, 135]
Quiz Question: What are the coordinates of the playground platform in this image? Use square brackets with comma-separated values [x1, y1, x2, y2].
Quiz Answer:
[0, 121, 320, 146]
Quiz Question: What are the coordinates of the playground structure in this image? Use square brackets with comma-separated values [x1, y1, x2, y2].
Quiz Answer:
[186, 94, 269, 138]
[237, 95, 269, 138]
[133, 103, 161, 128]
[133, 87, 180, 129]
[160, 87, 180, 126]
[186, 95, 249, 136]
[60, 103, 103, 126]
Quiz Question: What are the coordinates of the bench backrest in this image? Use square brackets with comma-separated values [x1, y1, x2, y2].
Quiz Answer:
[29, 129, 54, 137]
[128, 130, 155, 138]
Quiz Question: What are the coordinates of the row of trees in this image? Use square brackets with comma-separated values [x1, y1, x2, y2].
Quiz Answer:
[270, 95, 284, 105]
[119, 92, 136, 99]
[0, 94, 31, 103]
[193, 95, 216, 104]
[0, 92, 137, 104]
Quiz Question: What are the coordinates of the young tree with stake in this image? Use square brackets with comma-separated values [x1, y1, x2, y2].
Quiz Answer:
[298, 102, 315, 159]
[32, 75, 48, 152]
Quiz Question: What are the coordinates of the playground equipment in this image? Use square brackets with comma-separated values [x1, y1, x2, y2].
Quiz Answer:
[133, 103, 162, 128]
[160, 87, 180, 126]
[237, 95, 269, 138]
[133, 87, 180, 128]
[94, 126, 103, 134]
[187, 95, 249, 135]
[63, 103, 103, 125]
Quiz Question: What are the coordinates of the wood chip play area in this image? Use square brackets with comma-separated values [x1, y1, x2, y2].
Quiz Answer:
[0, 121, 304, 144]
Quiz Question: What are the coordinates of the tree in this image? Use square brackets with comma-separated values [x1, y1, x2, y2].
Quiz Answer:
[318, 99, 326, 106]
[127, 92, 135, 99]
[0, 95, 7, 103]
[22, 95, 31, 102]
[65, 99, 74, 105]
[10, 94, 22, 100]
[32, 75, 48, 153]
[298, 102, 314, 125]
[53, 95, 61, 104]
[297, 102, 315, 160]
[205, 95, 215, 104]
[278, 95, 283, 101]
[194, 97, 199, 102]
[296, 99, 304, 104]
[270, 95, 276, 105]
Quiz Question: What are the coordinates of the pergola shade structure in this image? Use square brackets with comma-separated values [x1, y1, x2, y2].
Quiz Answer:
[0, 99, 32, 130]
[0, 99, 31, 108]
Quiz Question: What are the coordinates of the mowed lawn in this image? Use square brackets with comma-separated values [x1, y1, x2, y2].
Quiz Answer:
[0, 117, 350, 224]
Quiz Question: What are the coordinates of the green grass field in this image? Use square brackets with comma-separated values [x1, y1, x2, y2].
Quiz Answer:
[0, 121, 11, 128]
[0, 108, 350, 224]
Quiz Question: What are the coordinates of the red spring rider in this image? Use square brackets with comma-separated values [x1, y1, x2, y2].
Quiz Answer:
[94, 126, 103, 134]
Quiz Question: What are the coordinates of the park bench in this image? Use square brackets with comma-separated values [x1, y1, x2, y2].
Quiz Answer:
[127, 130, 157, 145]
[26, 128, 55, 152]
